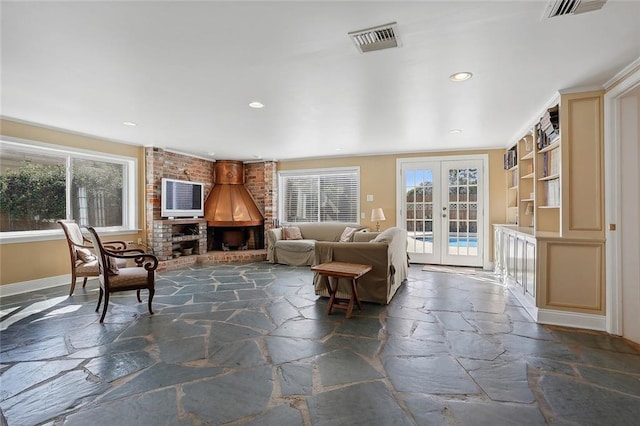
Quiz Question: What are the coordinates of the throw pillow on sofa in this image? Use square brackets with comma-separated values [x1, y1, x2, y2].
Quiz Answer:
[282, 226, 303, 240]
[339, 226, 360, 242]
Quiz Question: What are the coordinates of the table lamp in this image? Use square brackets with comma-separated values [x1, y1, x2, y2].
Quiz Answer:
[371, 208, 386, 232]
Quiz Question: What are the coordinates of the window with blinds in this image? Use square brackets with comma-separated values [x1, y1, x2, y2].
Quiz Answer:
[278, 168, 360, 223]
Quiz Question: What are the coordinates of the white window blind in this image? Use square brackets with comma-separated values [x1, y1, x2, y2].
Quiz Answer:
[279, 168, 360, 223]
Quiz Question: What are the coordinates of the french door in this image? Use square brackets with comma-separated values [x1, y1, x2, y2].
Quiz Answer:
[399, 157, 485, 267]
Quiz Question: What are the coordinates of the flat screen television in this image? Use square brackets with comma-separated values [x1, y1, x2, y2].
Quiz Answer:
[161, 178, 204, 218]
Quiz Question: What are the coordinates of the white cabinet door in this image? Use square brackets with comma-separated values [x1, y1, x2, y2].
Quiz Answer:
[525, 238, 536, 298]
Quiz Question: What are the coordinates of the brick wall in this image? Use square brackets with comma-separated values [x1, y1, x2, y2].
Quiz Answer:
[263, 161, 278, 230]
[144, 148, 277, 255]
[144, 147, 215, 244]
[244, 162, 265, 215]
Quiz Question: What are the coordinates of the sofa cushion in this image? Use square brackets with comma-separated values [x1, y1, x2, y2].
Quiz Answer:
[339, 226, 360, 242]
[282, 226, 303, 240]
[275, 239, 316, 252]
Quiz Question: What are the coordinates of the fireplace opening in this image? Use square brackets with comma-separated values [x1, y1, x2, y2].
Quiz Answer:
[208, 225, 264, 251]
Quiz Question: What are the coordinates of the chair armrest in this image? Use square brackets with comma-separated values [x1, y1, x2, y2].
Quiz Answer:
[72, 241, 95, 250]
[103, 240, 127, 251]
[266, 228, 283, 243]
[265, 228, 283, 262]
[104, 249, 159, 271]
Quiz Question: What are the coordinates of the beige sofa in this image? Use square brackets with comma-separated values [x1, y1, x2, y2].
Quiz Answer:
[313, 227, 408, 305]
[266, 222, 368, 266]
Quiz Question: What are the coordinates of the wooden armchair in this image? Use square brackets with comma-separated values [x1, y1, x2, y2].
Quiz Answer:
[57, 220, 128, 296]
[85, 226, 158, 323]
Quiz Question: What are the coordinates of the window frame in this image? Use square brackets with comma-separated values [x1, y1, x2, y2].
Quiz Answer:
[278, 166, 361, 224]
[0, 137, 138, 244]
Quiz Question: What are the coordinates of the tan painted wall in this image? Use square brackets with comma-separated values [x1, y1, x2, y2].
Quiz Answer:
[0, 118, 507, 285]
[0, 119, 146, 285]
[278, 149, 507, 261]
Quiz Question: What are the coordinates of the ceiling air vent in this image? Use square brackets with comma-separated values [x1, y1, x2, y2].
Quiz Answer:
[544, 0, 607, 18]
[348, 22, 400, 53]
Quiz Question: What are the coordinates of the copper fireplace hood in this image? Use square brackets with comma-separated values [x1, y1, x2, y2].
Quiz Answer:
[203, 160, 264, 227]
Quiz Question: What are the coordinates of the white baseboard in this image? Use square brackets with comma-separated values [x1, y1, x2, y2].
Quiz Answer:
[537, 309, 606, 331]
[507, 285, 538, 322]
[0, 275, 90, 297]
[506, 282, 605, 332]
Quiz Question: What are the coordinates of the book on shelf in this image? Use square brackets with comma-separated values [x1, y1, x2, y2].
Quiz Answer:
[544, 178, 560, 207]
[540, 107, 559, 132]
[541, 147, 560, 178]
[536, 106, 560, 150]
[549, 148, 560, 175]
[503, 148, 517, 170]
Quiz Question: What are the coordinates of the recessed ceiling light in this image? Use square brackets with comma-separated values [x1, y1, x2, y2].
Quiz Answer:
[122, 121, 137, 126]
[249, 101, 264, 109]
[208, 152, 216, 156]
[449, 72, 473, 82]
[448, 129, 462, 134]
[253, 154, 262, 159]
[335, 148, 342, 151]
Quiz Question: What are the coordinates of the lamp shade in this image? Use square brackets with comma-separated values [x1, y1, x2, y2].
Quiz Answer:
[371, 208, 386, 222]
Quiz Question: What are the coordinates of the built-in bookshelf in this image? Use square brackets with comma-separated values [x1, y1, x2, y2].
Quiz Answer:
[506, 164, 519, 224]
[518, 134, 535, 228]
[534, 104, 560, 232]
[496, 89, 606, 325]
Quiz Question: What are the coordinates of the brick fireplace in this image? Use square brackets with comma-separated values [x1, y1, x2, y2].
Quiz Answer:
[144, 148, 278, 269]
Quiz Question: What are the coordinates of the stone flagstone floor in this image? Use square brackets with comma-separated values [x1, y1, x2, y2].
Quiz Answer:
[1, 262, 639, 425]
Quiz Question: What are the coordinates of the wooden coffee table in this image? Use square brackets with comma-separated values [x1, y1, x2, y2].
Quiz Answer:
[311, 261, 373, 318]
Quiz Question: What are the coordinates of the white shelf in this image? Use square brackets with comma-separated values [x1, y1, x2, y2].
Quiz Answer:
[521, 150, 534, 160]
[538, 173, 560, 181]
[538, 140, 560, 154]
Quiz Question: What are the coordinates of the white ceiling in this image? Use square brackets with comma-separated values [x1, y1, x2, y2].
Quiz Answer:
[2, 1, 640, 162]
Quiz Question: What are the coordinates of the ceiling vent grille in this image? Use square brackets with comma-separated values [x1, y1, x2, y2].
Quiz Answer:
[348, 22, 400, 53]
[544, 0, 607, 18]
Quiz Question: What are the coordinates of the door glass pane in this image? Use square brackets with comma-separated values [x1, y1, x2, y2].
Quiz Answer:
[445, 167, 480, 258]
[468, 169, 478, 185]
[458, 169, 468, 185]
[469, 203, 477, 220]
[449, 203, 457, 220]
[406, 168, 434, 255]
[469, 185, 478, 202]
[459, 186, 468, 202]
[449, 169, 457, 185]
[449, 187, 457, 202]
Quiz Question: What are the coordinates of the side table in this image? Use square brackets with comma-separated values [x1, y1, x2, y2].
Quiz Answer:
[311, 261, 373, 318]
